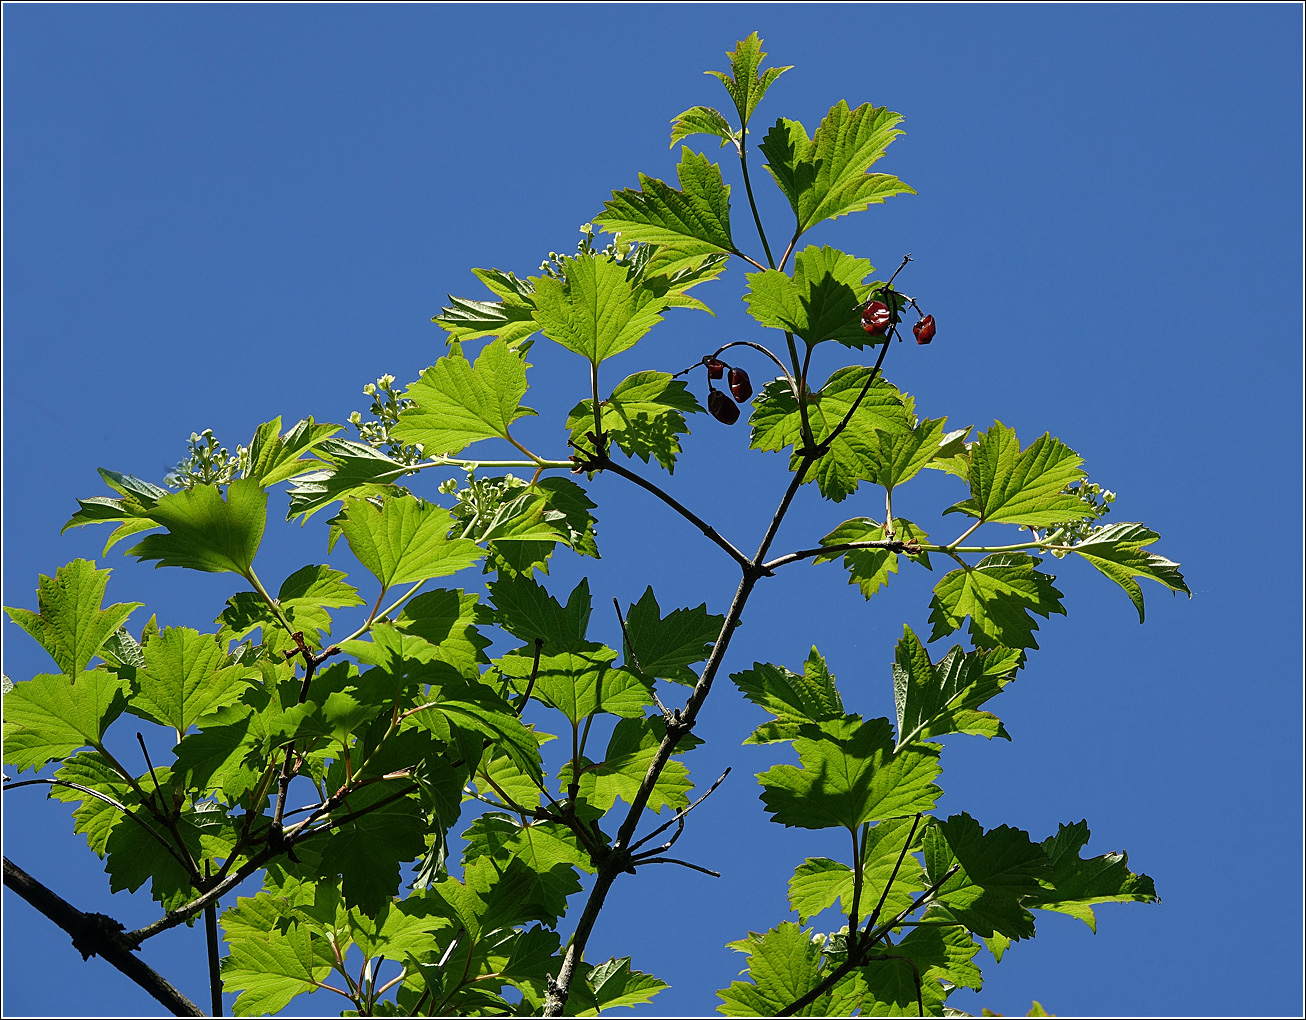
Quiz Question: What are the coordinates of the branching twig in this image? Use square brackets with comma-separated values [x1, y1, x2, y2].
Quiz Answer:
[628, 767, 731, 853]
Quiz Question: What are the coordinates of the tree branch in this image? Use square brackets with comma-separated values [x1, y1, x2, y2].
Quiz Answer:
[4, 857, 206, 1017]
[582, 454, 753, 571]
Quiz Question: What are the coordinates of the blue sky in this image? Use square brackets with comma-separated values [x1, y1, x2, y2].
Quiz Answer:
[3, 4, 1302, 1017]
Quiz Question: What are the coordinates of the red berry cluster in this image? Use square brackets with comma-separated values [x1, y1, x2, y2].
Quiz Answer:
[860, 292, 936, 345]
[702, 357, 752, 425]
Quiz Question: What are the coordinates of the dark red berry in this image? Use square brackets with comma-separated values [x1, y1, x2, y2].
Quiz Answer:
[728, 366, 752, 402]
[707, 388, 740, 425]
[913, 314, 936, 345]
[704, 357, 725, 379]
[861, 299, 891, 335]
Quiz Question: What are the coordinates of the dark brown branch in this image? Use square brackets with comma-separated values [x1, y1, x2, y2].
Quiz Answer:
[204, 862, 223, 1017]
[575, 449, 753, 572]
[3, 857, 206, 1017]
[544, 462, 818, 1017]
[545, 325, 903, 1013]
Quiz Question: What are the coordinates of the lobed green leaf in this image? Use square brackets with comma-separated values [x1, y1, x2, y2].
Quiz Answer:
[4, 558, 142, 676]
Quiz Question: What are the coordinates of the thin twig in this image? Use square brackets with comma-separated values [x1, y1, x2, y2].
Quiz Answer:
[5, 778, 193, 874]
[739, 142, 776, 268]
[633, 857, 720, 877]
[628, 768, 731, 853]
[587, 456, 752, 571]
[516, 638, 544, 715]
[613, 598, 670, 716]
[863, 814, 923, 939]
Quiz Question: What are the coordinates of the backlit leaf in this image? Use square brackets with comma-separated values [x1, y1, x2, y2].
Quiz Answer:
[126, 479, 266, 575]
[4, 558, 141, 676]
[392, 337, 536, 456]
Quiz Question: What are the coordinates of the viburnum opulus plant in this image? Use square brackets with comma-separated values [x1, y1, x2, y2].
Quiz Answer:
[2, 33, 1188, 1018]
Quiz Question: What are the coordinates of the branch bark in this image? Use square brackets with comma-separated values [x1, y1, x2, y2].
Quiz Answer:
[4, 856, 206, 1017]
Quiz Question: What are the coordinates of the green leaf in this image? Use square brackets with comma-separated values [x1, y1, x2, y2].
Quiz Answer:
[593, 148, 736, 260]
[758, 716, 941, 830]
[561, 716, 698, 816]
[276, 563, 364, 645]
[928, 553, 1066, 650]
[670, 104, 738, 149]
[581, 957, 668, 1014]
[893, 627, 1023, 746]
[623, 586, 723, 685]
[4, 559, 142, 676]
[731, 648, 846, 744]
[103, 806, 200, 912]
[531, 253, 671, 365]
[496, 644, 652, 724]
[434, 855, 571, 938]
[391, 337, 536, 456]
[2, 671, 129, 772]
[1071, 522, 1190, 622]
[464, 477, 600, 574]
[222, 895, 330, 1016]
[924, 813, 1048, 940]
[858, 915, 981, 1015]
[63, 469, 170, 553]
[338, 494, 483, 592]
[458, 817, 585, 921]
[759, 101, 914, 237]
[1025, 820, 1158, 931]
[567, 371, 704, 472]
[130, 627, 251, 736]
[416, 676, 544, 784]
[471, 740, 554, 815]
[349, 898, 447, 958]
[48, 751, 135, 855]
[864, 417, 956, 492]
[317, 780, 428, 918]
[947, 422, 1087, 527]
[395, 588, 491, 676]
[126, 479, 266, 575]
[284, 439, 415, 521]
[488, 575, 592, 652]
[705, 32, 791, 129]
[432, 267, 540, 348]
[787, 816, 925, 923]
[743, 246, 874, 348]
[815, 517, 932, 601]
[749, 368, 911, 502]
[241, 417, 341, 487]
[172, 715, 263, 802]
[717, 923, 863, 1017]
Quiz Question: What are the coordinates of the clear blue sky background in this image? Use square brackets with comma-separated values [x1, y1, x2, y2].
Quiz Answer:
[3, 4, 1302, 1017]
